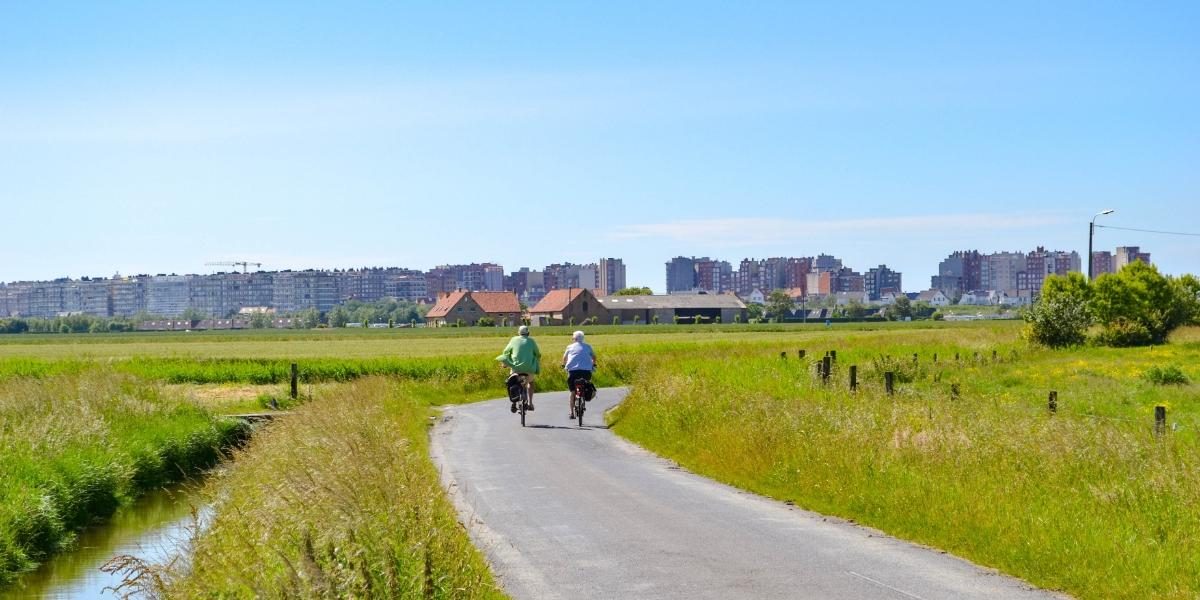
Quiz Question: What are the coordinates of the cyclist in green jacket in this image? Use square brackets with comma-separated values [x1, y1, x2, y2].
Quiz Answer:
[496, 325, 542, 411]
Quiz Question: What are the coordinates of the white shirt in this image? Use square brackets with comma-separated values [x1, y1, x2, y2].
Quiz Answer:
[562, 341, 595, 372]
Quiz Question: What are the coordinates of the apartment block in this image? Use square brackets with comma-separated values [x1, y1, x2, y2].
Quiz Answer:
[1114, 246, 1151, 272]
[1091, 251, 1115, 277]
[865, 265, 902, 301]
[598, 258, 626, 295]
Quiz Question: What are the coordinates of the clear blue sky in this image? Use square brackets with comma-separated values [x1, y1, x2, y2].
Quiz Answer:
[2, 1, 1197, 291]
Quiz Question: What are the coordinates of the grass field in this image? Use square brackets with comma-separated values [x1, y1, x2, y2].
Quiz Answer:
[610, 326, 1200, 599]
[2, 321, 1198, 598]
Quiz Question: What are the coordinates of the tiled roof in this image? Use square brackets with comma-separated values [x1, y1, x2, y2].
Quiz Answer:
[471, 291, 521, 314]
[425, 291, 467, 318]
[529, 288, 585, 313]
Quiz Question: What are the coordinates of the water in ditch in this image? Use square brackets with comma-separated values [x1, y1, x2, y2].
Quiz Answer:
[2, 484, 210, 599]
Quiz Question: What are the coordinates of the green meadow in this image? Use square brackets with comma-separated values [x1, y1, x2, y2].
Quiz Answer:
[1, 321, 1197, 598]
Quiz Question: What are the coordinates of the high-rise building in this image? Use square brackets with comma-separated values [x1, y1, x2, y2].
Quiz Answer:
[932, 250, 983, 295]
[865, 265, 902, 300]
[1020, 247, 1080, 292]
[147, 275, 191, 316]
[695, 259, 733, 294]
[665, 256, 698, 293]
[1091, 251, 1115, 278]
[1114, 246, 1151, 272]
[598, 258, 626, 295]
[982, 251, 1026, 291]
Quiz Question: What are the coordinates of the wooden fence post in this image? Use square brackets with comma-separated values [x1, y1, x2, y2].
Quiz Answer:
[290, 363, 299, 400]
[1048, 391, 1057, 414]
[830, 350, 837, 362]
[849, 365, 857, 391]
[950, 383, 960, 398]
[885, 371, 895, 396]
[780, 351, 787, 360]
[821, 356, 831, 384]
[912, 353, 918, 365]
[798, 349, 806, 359]
[1155, 406, 1167, 436]
[933, 353, 938, 364]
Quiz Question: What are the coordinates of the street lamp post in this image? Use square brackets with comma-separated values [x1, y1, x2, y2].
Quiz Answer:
[1088, 209, 1115, 281]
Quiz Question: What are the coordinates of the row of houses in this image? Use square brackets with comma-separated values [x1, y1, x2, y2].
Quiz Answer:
[425, 289, 749, 327]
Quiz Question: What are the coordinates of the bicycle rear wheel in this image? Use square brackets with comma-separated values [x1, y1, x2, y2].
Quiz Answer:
[519, 385, 527, 427]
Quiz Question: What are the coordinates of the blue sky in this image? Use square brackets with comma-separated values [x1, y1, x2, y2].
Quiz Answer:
[1, 1, 1197, 291]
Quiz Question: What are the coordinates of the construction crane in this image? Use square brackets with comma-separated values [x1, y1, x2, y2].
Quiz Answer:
[205, 261, 263, 273]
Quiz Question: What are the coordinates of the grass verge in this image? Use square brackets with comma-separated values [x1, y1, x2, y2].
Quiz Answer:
[159, 378, 507, 599]
[0, 369, 247, 586]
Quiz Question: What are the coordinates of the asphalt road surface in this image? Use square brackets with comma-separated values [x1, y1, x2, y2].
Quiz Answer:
[431, 388, 1064, 600]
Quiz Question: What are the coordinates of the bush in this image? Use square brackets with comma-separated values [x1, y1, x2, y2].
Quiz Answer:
[476, 316, 496, 327]
[1023, 296, 1091, 348]
[1092, 262, 1193, 346]
[1142, 365, 1189, 386]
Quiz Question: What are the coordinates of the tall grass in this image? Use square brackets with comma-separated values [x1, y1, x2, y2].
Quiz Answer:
[609, 329, 1200, 599]
[160, 378, 506, 599]
[0, 369, 247, 585]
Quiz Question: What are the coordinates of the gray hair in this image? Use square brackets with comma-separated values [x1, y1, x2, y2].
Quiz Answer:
[518, 325, 530, 336]
[572, 330, 584, 342]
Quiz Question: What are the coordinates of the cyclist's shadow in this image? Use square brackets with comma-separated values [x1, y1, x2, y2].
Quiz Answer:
[526, 424, 605, 431]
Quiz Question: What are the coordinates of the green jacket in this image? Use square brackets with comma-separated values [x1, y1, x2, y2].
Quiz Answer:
[496, 335, 541, 374]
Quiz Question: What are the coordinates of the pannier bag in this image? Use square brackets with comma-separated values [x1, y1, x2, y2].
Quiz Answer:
[506, 374, 522, 402]
[584, 381, 597, 401]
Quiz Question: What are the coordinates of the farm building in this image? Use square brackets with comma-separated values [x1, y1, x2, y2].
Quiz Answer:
[425, 291, 521, 327]
[595, 294, 747, 324]
[528, 288, 611, 326]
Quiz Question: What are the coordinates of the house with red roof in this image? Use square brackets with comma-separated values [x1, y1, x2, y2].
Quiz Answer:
[528, 288, 611, 326]
[424, 290, 521, 327]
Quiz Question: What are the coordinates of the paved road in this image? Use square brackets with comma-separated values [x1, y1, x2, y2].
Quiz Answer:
[431, 388, 1065, 600]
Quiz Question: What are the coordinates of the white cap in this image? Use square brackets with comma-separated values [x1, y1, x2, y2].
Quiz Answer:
[572, 330, 584, 341]
[518, 325, 530, 336]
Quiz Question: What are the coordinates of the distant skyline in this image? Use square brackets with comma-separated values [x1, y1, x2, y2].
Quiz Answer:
[2, 2, 1197, 289]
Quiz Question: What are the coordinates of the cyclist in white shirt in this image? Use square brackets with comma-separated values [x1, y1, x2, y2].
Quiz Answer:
[562, 330, 596, 419]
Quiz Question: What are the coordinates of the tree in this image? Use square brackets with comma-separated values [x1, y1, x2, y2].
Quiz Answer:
[329, 306, 350, 328]
[845, 300, 867, 320]
[615, 287, 653, 296]
[249, 312, 272, 329]
[1022, 272, 1092, 348]
[746, 304, 764, 322]
[764, 290, 795, 322]
[297, 308, 321, 329]
[477, 316, 496, 327]
[1091, 262, 1192, 346]
[884, 296, 914, 321]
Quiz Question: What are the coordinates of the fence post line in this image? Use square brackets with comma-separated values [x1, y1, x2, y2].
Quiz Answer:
[849, 365, 857, 391]
[1155, 406, 1167, 436]
[290, 363, 299, 400]
[885, 371, 895, 396]
[1048, 391, 1057, 414]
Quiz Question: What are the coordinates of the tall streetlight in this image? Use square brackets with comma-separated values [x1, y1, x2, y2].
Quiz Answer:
[1088, 209, 1115, 281]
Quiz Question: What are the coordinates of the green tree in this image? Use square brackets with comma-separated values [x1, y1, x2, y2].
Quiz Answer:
[845, 300, 867, 320]
[477, 316, 496, 327]
[1091, 262, 1193, 346]
[249, 312, 272, 329]
[884, 296, 914, 321]
[297, 308, 321, 329]
[746, 304, 763, 322]
[328, 306, 350, 328]
[764, 289, 795, 322]
[615, 287, 653, 295]
[1023, 272, 1092, 348]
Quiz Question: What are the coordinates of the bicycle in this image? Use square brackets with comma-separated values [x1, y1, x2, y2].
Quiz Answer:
[515, 374, 532, 427]
[570, 378, 587, 427]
